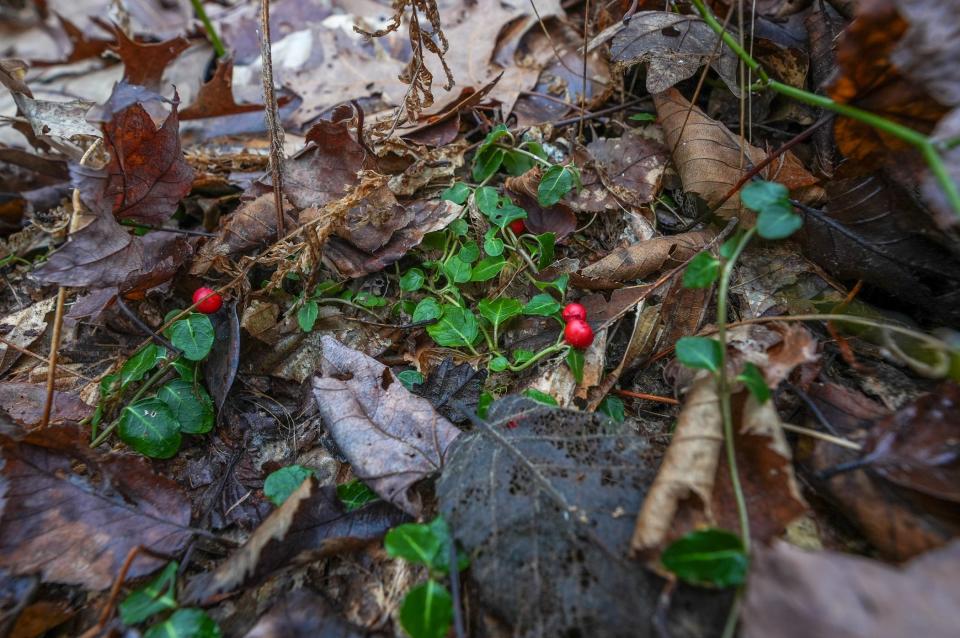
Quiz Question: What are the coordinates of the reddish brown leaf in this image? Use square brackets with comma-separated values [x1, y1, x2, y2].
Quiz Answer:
[312, 337, 461, 516]
[182, 477, 405, 603]
[0, 382, 91, 426]
[579, 230, 712, 283]
[72, 82, 194, 225]
[106, 23, 190, 90]
[180, 57, 268, 121]
[504, 168, 578, 237]
[568, 129, 669, 212]
[244, 589, 371, 638]
[0, 427, 193, 590]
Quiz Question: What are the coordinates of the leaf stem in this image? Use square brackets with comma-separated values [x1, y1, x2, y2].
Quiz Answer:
[507, 342, 568, 372]
[189, 0, 226, 58]
[493, 144, 552, 167]
[90, 358, 177, 448]
[690, 0, 960, 219]
[716, 226, 755, 552]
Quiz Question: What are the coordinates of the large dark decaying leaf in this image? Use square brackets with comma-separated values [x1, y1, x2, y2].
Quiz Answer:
[0, 427, 193, 589]
[312, 337, 461, 516]
[437, 397, 729, 637]
[410, 357, 486, 425]
[183, 477, 405, 603]
[244, 589, 373, 638]
[72, 82, 194, 225]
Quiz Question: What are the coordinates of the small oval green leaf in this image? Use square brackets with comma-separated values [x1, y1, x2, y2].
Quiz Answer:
[264, 465, 314, 506]
[117, 398, 181, 459]
[661, 528, 748, 588]
[157, 379, 214, 434]
[169, 314, 215, 361]
[675, 336, 723, 373]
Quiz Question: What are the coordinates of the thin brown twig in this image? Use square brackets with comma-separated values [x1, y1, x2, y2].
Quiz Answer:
[259, 0, 286, 241]
[0, 335, 94, 382]
[614, 388, 680, 405]
[578, 0, 591, 141]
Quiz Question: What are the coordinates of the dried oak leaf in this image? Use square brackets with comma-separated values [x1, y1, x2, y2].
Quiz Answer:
[182, 477, 405, 604]
[742, 540, 960, 638]
[312, 337, 461, 516]
[437, 396, 730, 638]
[799, 174, 960, 324]
[804, 382, 960, 560]
[654, 88, 821, 219]
[579, 230, 712, 283]
[72, 82, 194, 225]
[410, 357, 486, 425]
[610, 12, 740, 96]
[828, 0, 949, 165]
[105, 23, 190, 91]
[0, 426, 193, 590]
[569, 128, 669, 212]
[281, 104, 374, 210]
[180, 57, 267, 120]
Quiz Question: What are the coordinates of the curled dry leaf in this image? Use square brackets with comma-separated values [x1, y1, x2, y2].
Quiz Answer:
[610, 12, 740, 96]
[182, 477, 406, 604]
[438, 396, 729, 637]
[654, 88, 821, 219]
[312, 337, 461, 516]
[0, 297, 54, 375]
[568, 128, 669, 213]
[742, 540, 960, 638]
[72, 82, 194, 225]
[11, 94, 99, 160]
[0, 426, 193, 590]
[579, 229, 712, 283]
[503, 168, 578, 238]
[632, 323, 815, 552]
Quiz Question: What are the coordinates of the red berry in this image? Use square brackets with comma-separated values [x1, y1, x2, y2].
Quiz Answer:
[192, 287, 222, 314]
[564, 319, 594, 349]
[506, 420, 519, 429]
[508, 219, 526, 234]
[562, 302, 587, 323]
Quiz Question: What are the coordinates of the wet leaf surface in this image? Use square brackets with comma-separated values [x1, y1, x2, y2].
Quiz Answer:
[410, 357, 486, 425]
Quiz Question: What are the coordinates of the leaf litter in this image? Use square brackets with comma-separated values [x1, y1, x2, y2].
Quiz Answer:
[1, 0, 959, 635]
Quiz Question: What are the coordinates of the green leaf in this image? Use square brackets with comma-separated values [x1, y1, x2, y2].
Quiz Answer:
[120, 344, 166, 388]
[534, 232, 555, 269]
[413, 298, 442, 323]
[400, 268, 426, 292]
[483, 228, 505, 256]
[313, 280, 343, 297]
[719, 235, 740, 259]
[478, 298, 522, 329]
[523, 389, 558, 405]
[427, 516, 469, 574]
[355, 292, 388, 308]
[157, 380, 214, 434]
[119, 561, 178, 625]
[629, 112, 656, 121]
[118, 398, 181, 459]
[426, 305, 478, 348]
[441, 182, 470, 204]
[477, 392, 493, 418]
[566, 348, 584, 383]
[598, 395, 625, 423]
[171, 359, 196, 382]
[512, 349, 535, 365]
[757, 204, 803, 240]
[385, 522, 442, 567]
[399, 580, 453, 638]
[538, 165, 574, 207]
[487, 200, 526, 229]
[534, 273, 569, 295]
[297, 300, 319, 332]
[489, 356, 509, 372]
[474, 186, 499, 216]
[675, 336, 723, 373]
[442, 256, 472, 284]
[472, 146, 505, 182]
[169, 314, 215, 361]
[502, 149, 535, 175]
[458, 241, 480, 263]
[264, 465, 314, 506]
[523, 293, 562, 317]
[470, 256, 506, 282]
[683, 252, 720, 289]
[337, 479, 380, 511]
[449, 218, 469, 237]
[737, 362, 771, 404]
[661, 528, 748, 588]
[397, 369, 425, 390]
[144, 608, 221, 638]
[740, 180, 789, 212]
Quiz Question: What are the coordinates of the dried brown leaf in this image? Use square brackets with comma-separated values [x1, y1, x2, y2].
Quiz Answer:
[312, 337, 461, 516]
[182, 477, 405, 603]
[0, 383, 91, 426]
[244, 589, 372, 638]
[568, 128, 669, 212]
[180, 57, 267, 120]
[107, 23, 190, 90]
[0, 298, 54, 375]
[0, 426, 193, 590]
[742, 540, 960, 638]
[579, 230, 712, 282]
[654, 88, 821, 218]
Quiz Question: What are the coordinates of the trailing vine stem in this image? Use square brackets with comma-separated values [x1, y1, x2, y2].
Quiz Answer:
[690, 0, 960, 219]
[716, 226, 756, 552]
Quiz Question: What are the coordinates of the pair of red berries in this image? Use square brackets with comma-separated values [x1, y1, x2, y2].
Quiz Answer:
[561, 302, 593, 349]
